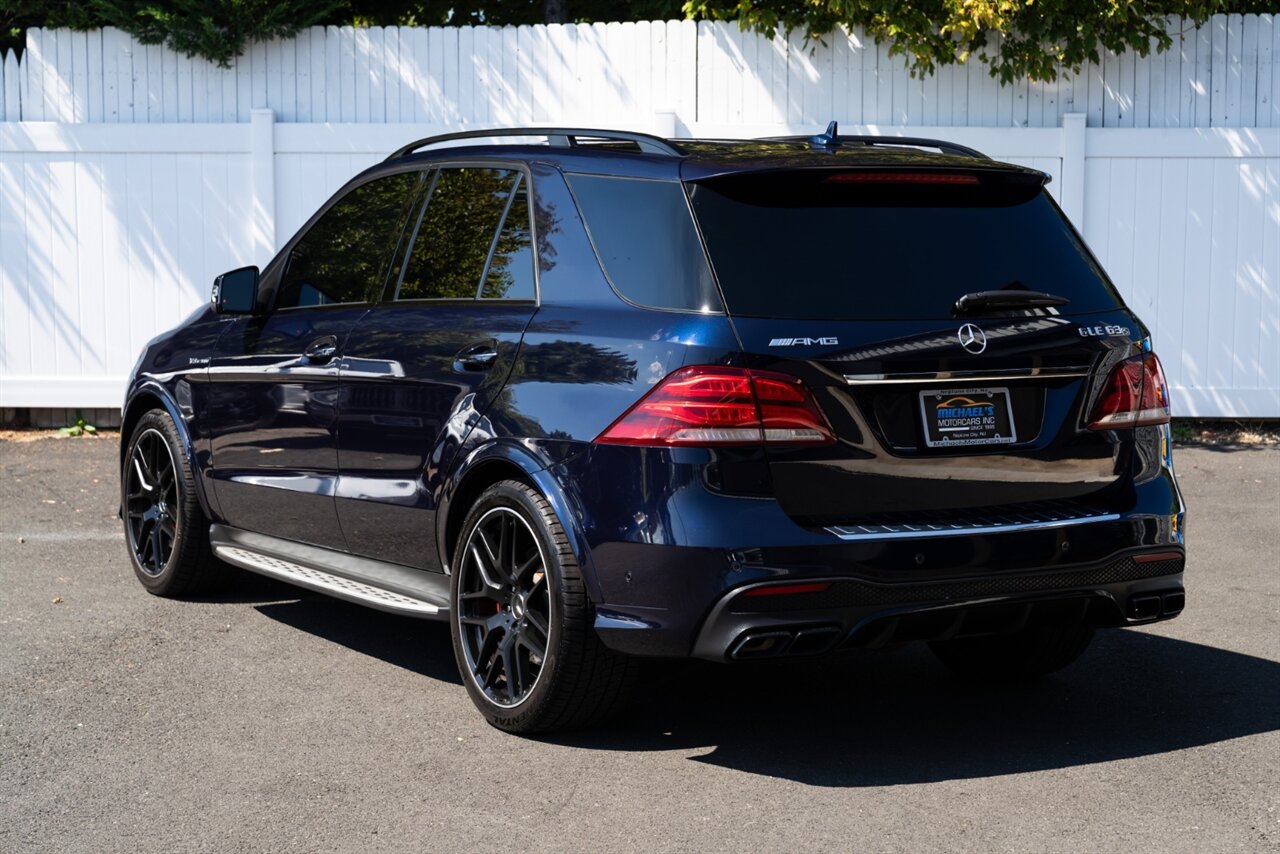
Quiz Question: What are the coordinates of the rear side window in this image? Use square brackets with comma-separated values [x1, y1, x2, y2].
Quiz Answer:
[481, 178, 536, 300]
[397, 167, 533, 300]
[277, 172, 421, 309]
[688, 171, 1123, 320]
[568, 174, 722, 313]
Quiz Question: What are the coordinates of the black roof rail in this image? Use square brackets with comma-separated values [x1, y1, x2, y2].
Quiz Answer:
[386, 127, 683, 161]
[762, 121, 990, 160]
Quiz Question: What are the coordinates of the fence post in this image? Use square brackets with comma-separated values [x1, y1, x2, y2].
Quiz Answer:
[1060, 112, 1087, 231]
[250, 108, 276, 262]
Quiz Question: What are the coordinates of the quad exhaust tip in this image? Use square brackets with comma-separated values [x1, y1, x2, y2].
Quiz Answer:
[729, 626, 842, 660]
[1127, 589, 1185, 621]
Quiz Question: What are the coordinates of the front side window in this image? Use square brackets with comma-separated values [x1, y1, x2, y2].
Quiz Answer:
[397, 167, 535, 301]
[276, 172, 422, 310]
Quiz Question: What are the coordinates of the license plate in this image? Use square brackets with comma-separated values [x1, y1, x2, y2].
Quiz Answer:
[919, 387, 1017, 448]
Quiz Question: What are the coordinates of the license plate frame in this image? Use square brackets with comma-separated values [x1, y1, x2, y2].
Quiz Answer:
[919, 387, 1017, 449]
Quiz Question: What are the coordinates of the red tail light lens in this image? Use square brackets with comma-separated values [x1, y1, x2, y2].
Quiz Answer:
[1088, 353, 1171, 429]
[594, 366, 834, 447]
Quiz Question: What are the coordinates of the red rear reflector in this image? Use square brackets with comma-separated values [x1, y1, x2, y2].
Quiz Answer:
[594, 366, 835, 447]
[741, 582, 832, 598]
[1088, 353, 1171, 429]
[824, 172, 980, 185]
[1134, 551, 1183, 564]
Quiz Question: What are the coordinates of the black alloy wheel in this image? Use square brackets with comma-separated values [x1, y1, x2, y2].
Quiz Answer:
[449, 480, 638, 733]
[455, 505, 552, 708]
[125, 427, 179, 575]
[121, 409, 233, 596]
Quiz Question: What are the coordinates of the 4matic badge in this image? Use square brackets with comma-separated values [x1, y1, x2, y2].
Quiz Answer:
[768, 337, 839, 347]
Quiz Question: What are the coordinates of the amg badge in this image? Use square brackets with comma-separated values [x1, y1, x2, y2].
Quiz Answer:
[768, 337, 839, 347]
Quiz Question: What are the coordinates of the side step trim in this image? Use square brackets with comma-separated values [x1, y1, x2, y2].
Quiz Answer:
[210, 524, 449, 619]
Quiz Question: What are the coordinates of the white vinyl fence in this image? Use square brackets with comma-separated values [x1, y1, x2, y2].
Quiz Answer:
[1, 17, 1278, 417]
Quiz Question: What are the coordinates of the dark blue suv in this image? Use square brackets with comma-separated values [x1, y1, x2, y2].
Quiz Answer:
[121, 126, 1187, 733]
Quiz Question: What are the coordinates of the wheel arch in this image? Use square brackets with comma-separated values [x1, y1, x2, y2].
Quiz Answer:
[437, 442, 603, 604]
[121, 383, 217, 520]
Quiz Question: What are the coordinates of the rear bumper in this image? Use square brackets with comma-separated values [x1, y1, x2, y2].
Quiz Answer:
[689, 549, 1184, 661]
[562, 444, 1186, 659]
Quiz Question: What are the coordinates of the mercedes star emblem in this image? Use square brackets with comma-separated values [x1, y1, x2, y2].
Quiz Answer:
[957, 323, 987, 354]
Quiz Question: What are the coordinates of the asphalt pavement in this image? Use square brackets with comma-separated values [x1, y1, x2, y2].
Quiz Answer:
[1, 435, 1277, 853]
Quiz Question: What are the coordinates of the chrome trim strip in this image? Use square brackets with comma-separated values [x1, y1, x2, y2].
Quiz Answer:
[826, 512, 1121, 541]
[843, 367, 1090, 385]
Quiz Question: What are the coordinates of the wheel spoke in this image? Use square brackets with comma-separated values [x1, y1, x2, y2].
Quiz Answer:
[524, 608, 549, 642]
[501, 636, 520, 700]
[481, 648, 505, 690]
[149, 523, 166, 570]
[513, 551, 540, 583]
[131, 452, 152, 493]
[468, 541, 503, 591]
[517, 627, 546, 662]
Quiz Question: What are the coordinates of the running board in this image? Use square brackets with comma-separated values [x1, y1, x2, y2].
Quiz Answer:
[209, 525, 449, 619]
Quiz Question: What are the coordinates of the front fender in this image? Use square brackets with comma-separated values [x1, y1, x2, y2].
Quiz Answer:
[436, 440, 603, 604]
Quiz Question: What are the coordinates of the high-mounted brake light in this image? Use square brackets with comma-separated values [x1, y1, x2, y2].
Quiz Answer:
[824, 172, 980, 185]
[594, 366, 835, 447]
[1088, 353, 1171, 429]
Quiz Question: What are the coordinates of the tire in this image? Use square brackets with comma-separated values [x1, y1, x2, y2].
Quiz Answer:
[449, 480, 637, 733]
[121, 409, 234, 596]
[928, 621, 1096, 681]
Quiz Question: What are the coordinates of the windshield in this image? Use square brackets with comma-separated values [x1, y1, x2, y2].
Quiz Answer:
[687, 171, 1123, 321]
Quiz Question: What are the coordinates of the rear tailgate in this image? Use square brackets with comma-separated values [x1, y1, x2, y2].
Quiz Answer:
[686, 164, 1144, 526]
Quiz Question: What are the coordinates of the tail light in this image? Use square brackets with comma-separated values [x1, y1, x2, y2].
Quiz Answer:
[1088, 353, 1171, 429]
[594, 366, 834, 447]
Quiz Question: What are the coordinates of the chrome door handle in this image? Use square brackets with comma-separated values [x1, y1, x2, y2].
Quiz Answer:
[453, 344, 499, 372]
[303, 336, 339, 364]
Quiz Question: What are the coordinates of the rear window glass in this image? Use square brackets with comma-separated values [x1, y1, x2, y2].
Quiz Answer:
[398, 167, 519, 300]
[568, 174, 722, 313]
[688, 171, 1122, 320]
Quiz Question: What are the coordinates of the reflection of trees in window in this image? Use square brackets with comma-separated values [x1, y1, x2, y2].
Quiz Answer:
[399, 168, 520, 300]
[481, 179, 535, 300]
[277, 172, 421, 309]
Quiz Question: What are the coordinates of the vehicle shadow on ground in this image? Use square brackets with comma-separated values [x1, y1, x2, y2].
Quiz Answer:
[226, 573, 1280, 787]
[225, 572, 463, 686]
[553, 630, 1280, 787]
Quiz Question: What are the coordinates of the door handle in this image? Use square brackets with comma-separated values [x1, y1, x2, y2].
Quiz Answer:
[302, 335, 339, 364]
[453, 343, 500, 373]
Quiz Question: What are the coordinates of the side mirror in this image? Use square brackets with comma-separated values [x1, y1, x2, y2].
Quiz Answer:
[212, 266, 260, 314]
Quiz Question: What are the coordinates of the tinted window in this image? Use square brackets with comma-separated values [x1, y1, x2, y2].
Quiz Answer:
[481, 178, 536, 300]
[688, 171, 1122, 320]
[568, 174, 722, 312]
[277, 172, 421, 309]
[397, 168, 519, 300]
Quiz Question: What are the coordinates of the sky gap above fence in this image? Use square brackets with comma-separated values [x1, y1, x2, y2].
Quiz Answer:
[1, 15, 1276, 129]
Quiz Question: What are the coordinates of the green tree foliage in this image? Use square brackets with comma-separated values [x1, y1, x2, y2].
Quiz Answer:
[4, 0, 1272, 78]
[682, 0, 1277, 82]
[3, 0, 346, 65]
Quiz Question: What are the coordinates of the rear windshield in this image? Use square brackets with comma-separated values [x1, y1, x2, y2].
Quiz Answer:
[687, 171, 1123, 320]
